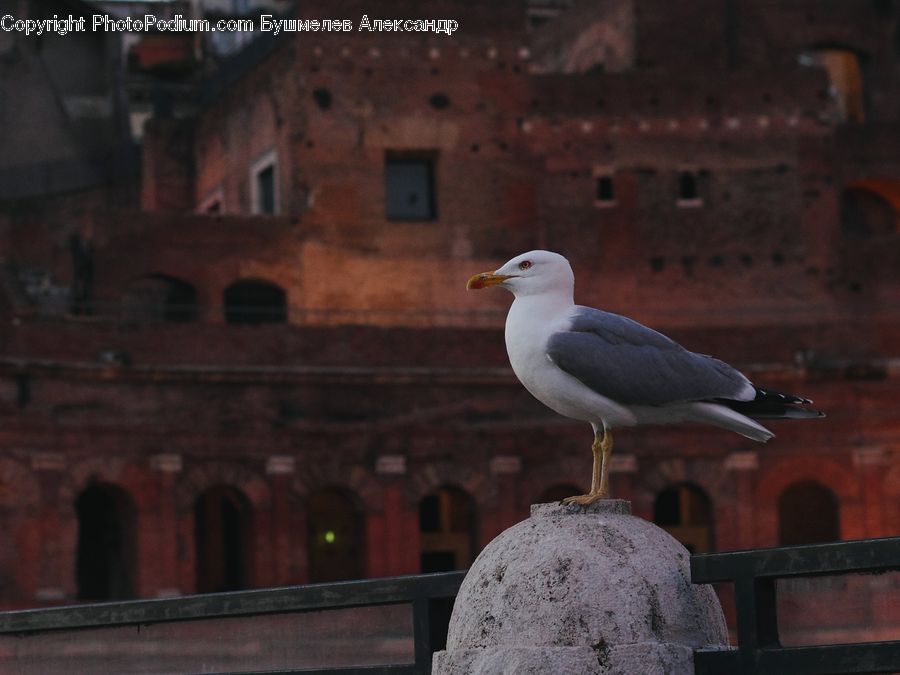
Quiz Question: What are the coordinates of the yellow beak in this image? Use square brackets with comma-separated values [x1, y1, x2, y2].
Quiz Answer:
[467, 272, 513, 290]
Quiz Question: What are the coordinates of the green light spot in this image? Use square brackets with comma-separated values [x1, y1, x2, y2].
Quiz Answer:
[324, 530, 336, 544]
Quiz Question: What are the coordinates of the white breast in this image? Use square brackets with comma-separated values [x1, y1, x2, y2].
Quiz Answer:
[504, 296, 637, 428]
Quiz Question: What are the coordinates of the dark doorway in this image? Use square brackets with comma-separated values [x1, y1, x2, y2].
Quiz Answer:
[75, 484, 136, 601]
[778, 481, 840, 545]
[223, 279, 287, 325]
[419, 487, 476, 572]
[307, 489, 364, 583]
[653, 483, 714, 553]
[195, 486, 252, 593]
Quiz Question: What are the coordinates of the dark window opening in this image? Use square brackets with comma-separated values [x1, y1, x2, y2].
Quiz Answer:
[799, 48, 867, 122]
[678, 171, 700, 203]
[841, 186, 898, 237]
[312, 88, 332, 110]
[385, 152, 437, 221]
[595, 175, 615, 203]
[308, 489, 364, 583]
[195, 486, 251, 593]
[653, 483, 713, 553]
[122, 275, 198, 323]
[419, 487, 476, 572]
[429, 93, 450, 110]
[255, 164, 276, 214]
[223, 279, 287, 325]
[778, 481, 839, 545]
[76, 484, 136, 601]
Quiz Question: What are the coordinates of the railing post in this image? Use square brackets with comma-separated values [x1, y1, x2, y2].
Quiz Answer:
[412, 596, 433, 672]
[733, 576, 778, 672]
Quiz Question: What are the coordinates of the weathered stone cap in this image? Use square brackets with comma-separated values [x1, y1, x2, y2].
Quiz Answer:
[433, 500, 728, 674]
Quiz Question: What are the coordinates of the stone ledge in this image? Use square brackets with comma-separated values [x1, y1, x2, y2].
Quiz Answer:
[433, 643, 697, 675]
[530, 499, 631, 518]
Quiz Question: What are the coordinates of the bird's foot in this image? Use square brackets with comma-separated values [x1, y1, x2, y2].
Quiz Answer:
[562, 490, 610, 506]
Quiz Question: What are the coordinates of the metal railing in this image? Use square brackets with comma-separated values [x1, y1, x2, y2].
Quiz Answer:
[2, 539, 899, 674]
[0, 572, 466, 675]
[692, 536, 900, 674]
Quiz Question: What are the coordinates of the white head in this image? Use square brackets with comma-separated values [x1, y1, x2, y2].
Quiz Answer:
[467, 250, 575, 298]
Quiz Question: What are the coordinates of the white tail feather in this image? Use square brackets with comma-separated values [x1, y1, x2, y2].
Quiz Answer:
[689, 402, 775, 442]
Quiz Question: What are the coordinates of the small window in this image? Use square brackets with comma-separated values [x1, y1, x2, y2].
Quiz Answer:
[385, 152, 437, 221]
[593, 169, 616, 207]
[799, 48, 866, 123]
[224, 279, 287, 325]
[251, 151, 278, 215]
[653, 483, 713, 553]
[419, 487, 476, 572]
[677, 170, 702, 207]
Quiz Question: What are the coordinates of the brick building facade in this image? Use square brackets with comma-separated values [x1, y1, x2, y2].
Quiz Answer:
[1, 0, 899, 641]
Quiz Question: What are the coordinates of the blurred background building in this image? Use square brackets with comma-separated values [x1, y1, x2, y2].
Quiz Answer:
[1, 0, 899, 645]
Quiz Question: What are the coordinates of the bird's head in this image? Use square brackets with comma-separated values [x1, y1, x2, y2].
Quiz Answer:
[466, 250, 574, 297]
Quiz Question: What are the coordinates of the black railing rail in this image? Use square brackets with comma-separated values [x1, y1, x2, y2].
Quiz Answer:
[0, 571, 466, 675]
[691, 536, 900, 675]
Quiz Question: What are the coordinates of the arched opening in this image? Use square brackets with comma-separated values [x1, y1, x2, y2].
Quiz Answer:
[195, 486, 252, 593]
[778, 481, 840, 545]
[223, 279, 287, 325]
[419, 486, 477, 572]
[535, 484, 584, 504]
[75, 484, 136, 601]
[121, 274, 198, 322]
[307, 488, 364, 583]
[653, 483, 714, 553]
[841, 181, 900, 237]
[799, 47, 867, 122]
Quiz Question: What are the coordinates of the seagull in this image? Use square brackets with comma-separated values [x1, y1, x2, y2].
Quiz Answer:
[467, 250, 824, 505]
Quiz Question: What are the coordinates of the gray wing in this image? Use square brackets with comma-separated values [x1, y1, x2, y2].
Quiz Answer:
[546, 307, 753, 406]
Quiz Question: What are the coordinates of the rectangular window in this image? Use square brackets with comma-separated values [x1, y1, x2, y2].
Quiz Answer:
[250, 150, 278, 215]
[593, 167, 616, 207]
[676, 169, 703, 207]
[256, 165, 275, 214]
[385, 152, 437, 221]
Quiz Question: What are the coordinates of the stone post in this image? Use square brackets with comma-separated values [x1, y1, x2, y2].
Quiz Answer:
[433, 500, 728, 674]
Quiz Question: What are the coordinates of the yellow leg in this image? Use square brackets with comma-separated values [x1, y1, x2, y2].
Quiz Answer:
[563, 429, 614, 505]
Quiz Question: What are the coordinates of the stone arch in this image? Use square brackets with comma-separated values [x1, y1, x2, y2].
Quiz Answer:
[636, 457, 733, 513]
[777, 480, 840, 545]
[406, 460, 492, 509]
[841, 179, 900, 236]
[520, 456, 589, 509]
[292, 457, 381, 511]
[59, 455, 133, 509]
[176, 461, 271, 513]
[756, 456, 854, 503]
[755, 456, 856, 544]
[121, 273, 198, 322]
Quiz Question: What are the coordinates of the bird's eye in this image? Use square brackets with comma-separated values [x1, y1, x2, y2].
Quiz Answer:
[518, 260, 533, 271]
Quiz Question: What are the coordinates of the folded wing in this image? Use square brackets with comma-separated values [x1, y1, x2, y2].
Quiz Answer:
[546, 307, 755, 406]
